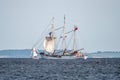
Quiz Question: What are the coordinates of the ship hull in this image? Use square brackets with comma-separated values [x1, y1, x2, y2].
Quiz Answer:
[40, 55, 85, 59]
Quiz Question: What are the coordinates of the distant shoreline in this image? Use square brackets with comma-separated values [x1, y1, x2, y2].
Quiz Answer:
[0, 49, 120, 58]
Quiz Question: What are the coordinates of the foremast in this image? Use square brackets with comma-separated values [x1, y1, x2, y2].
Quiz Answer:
[43, 17, 55, 55]
[51, 17, 55, 37]
[51, 17, 55, 54]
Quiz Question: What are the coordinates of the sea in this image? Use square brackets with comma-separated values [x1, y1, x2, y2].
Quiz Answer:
[0, 49, 120, 58]
[0, 50, 120, 80]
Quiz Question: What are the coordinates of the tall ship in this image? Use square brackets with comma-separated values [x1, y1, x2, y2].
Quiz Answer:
[31, 16, 88, 59]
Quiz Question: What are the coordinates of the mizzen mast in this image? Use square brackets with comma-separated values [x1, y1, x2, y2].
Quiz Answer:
[73, 25, 78, 51]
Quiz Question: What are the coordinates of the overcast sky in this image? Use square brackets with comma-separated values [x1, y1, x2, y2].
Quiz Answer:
[0, 0, 120, 52]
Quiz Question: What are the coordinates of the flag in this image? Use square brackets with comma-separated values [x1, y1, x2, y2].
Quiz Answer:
[74, 27, 78, 31]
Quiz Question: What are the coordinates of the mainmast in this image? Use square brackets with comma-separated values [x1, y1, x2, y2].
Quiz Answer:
[62, 15, 66, 55]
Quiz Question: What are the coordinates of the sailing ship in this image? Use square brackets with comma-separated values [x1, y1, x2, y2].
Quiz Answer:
[31, 16, 88, 59]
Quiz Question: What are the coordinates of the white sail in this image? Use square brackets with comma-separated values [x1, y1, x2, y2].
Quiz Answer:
[44, 37, 55, 53]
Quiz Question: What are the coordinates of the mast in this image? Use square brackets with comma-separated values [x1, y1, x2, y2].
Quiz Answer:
[52, 17, 55, 54]
[44, 17, 55, 54]
[52, 17, 55, 37]
[62, 15, 66, 55]
[73, 26, 78, 51]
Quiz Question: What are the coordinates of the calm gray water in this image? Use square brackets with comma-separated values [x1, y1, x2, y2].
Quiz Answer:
[0, 58, 120, 80]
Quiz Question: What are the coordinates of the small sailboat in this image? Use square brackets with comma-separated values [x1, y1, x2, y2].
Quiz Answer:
[31, 48, 39, 59]
[32, 16, 88, 59]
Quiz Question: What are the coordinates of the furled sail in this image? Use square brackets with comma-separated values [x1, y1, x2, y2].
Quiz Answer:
[44, 37, 55, 53]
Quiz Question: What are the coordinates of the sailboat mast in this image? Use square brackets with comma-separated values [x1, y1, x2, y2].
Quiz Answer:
[52, 17, 55, 37]
[73, 26, 76, 51]
[73, 26, 78, 51]
[62, 15, 66, 55]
